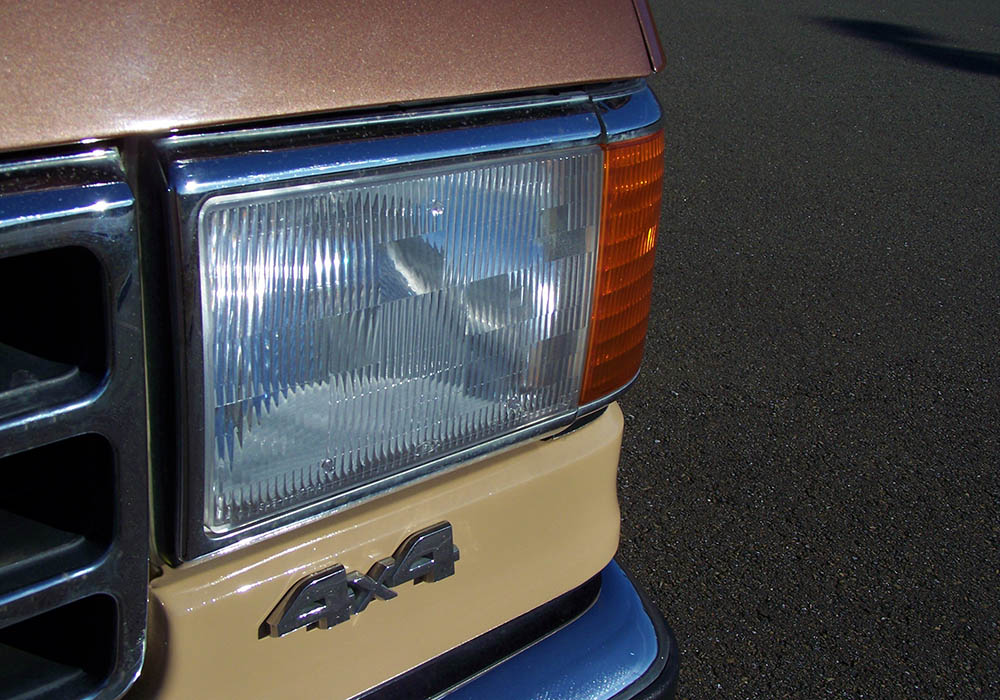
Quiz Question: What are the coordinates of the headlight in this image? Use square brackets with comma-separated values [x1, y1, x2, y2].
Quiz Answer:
[199, 148, 602, 533]
[161, 82, 663, 558]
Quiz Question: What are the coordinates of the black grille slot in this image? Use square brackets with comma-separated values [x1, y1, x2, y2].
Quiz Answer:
[0, 247, 107, 422]
[0, 435, 113, 596]
[0, 595, 117, 699]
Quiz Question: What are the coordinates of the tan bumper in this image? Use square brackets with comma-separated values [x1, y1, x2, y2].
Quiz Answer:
[133, 403, 624, 699]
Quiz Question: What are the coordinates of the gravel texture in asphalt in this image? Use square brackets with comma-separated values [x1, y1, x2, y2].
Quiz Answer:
[615, 2, 999, 698]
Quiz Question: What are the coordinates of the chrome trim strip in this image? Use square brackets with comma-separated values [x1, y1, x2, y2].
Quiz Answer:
[164, 91, 593, 148]
[593, 82, 663, 140]
[157, 80, 662, 562]
[169, 113, 601, 195]
[162, 100, 602, 196]
[0, 181, 133, 228]
[0, 149, 131, 227]
[578, 369, 642, 418]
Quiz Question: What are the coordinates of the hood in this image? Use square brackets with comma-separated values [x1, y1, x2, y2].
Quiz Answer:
[0, 0, 652, 152]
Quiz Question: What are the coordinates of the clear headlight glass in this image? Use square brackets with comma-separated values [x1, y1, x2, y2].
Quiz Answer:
[199, 147, 602, 532]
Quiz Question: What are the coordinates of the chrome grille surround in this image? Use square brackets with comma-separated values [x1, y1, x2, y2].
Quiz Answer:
[0, 148, 149, 700]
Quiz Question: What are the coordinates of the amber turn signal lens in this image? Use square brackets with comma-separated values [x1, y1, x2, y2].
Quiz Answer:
[580, 130, 664, 405]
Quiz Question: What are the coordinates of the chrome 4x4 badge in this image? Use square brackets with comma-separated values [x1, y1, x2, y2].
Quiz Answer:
[259, 522, 460, 638]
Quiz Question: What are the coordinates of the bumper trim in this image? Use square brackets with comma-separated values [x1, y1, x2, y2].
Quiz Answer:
[613, 559, 680, 700]
[445, 559, 678, 700]
[354, 574, 602, 700]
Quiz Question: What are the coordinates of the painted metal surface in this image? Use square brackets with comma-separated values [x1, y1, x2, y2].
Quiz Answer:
[134, 404, 624, 700]
[446, 560, 658, 700]
[631, 0, 667, 71]
[0, 0, 651, 152]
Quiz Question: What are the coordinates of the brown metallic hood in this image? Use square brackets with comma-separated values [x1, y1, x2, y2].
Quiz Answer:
[0, 0, 652, 153]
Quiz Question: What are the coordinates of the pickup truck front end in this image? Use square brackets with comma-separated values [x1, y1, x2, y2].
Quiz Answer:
[0, 3, 675, 698]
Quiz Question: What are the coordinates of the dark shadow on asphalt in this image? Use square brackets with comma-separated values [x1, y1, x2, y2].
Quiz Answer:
[815, 18, 1000, 77]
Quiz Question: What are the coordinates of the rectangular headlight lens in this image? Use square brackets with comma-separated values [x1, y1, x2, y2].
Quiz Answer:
[199, 147, 603, 532]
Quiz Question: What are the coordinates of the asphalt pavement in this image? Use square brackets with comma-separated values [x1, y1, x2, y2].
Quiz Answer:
[615, 2, 999, 697]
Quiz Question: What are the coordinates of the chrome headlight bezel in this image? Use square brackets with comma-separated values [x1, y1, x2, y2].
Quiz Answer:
[158, 80, 662, 561]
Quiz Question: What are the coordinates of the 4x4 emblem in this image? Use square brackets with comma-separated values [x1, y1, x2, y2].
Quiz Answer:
[259, 521, 460, 638]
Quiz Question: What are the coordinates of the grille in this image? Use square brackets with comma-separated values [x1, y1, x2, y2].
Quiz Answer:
[0, 149, 148, 700]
